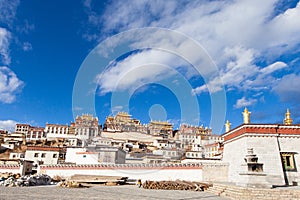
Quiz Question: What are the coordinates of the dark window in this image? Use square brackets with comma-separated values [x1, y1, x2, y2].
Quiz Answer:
[34, 153, 39, 158]
[286, 156, 291, 167]
[41, 153, 46, 158]
[53, 154, 57, 158]
[281, 153, 296, 171]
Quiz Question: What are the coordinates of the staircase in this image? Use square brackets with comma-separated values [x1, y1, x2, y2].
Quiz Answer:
[206, 183, 227, 196]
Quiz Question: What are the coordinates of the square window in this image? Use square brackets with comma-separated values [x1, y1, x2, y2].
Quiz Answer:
[34, 153, 39, 158]
[281, 153, 296, 171]
[41, 153, 46, 158]
[53, 154, 57, 158]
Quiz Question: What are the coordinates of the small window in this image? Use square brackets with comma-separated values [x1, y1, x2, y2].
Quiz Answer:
[53, 154, 57, 158]
[34, 153, 39, 158]
[281, 153, 296, 171]
[83, 155, 86, 158]
[41, 153, 46, 158]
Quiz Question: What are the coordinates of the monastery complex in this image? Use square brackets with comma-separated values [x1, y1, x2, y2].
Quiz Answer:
[1, 108, 300, 190]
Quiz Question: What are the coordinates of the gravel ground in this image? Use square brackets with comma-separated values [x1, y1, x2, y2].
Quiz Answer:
[0, 185, 227, 200]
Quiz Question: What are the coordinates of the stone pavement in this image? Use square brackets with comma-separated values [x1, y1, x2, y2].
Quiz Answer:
[0, 185, 228, 200]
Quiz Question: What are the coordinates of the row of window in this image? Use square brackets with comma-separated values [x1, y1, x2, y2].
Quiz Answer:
[46, 131, 68, 134]
[186, 152, 202, 158]
[34, 153, 58, 158]
[164, 151, 177, 156]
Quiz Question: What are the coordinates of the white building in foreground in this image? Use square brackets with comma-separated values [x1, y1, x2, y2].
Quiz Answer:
[65, 146, 126, 164]
[222, 108, 300, 187]
[24, 146, 61, 165]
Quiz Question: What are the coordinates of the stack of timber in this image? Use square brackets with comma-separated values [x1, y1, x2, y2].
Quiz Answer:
[142, 180, 212, 191]
[57, 181, 89, 188]
[69, 174, 128, 186]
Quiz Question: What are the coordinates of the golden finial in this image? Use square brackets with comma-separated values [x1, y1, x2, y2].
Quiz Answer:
[225, 120, 231, 132]
[242, 107, 251, 124]
[284, 109, 293, 125]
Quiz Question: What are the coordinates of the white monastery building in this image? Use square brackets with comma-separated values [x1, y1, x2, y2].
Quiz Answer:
[222, 108, 300, 187]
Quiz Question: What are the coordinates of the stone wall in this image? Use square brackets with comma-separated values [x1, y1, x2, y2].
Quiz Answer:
[278, 136, 300, 185]
[223, 135, 286, 186]
[246, 135, 285, 185]
[223, 136, 248, 184]
[202, 162, 228, 182]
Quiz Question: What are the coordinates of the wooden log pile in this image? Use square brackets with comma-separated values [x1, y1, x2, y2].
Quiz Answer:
[68, 174, 128, 185]
[57, 181, 89, 188]
[142, 180, 212, 191]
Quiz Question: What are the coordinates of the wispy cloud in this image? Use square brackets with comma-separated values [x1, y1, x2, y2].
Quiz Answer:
[73, 106, 83, 111]
[16, 19, 35, 34]
[0, 0, 27, 104]
[0, 0, 20, 65]
[84, 0, 300, 104]
[272, 73, 300, 103]
[0, 66, 24, 103]
[0, 28, 11, 65]
[96, 49, 185, 95]
[22, 42, 32, 51]
[111, 105, 124, 115]
[0, 0, 20, 27]
[260, 61, 287, 75]
[0, 119, 18, 132]
[0, 0, 34, 64]
[234, 97, 257, 109]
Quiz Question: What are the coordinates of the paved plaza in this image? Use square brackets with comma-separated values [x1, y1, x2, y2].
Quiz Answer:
[0, 185, 227, 200]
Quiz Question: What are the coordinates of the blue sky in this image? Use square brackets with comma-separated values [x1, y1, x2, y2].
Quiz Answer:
[0, 0, 300, 133]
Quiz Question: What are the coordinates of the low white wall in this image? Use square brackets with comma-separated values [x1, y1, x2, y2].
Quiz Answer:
[39, 164, 204, 181]
[0, 165, 21, 174]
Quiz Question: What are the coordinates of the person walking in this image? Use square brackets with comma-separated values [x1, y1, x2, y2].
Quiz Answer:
[137, 179, 142, 188]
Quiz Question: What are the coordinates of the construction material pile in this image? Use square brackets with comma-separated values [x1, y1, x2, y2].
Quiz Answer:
[0, 173, 51, 187]
[57, 174, 129, 188]
[142, 180, 211, 191]
[69, 174, 128, 185]
[57, 181, 88, 188]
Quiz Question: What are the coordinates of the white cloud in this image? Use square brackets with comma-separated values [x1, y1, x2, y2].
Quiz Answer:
[0, 1, 25, 103]
[0, 66, 24, 103]
[0, 28, 11, 65]
[272, 73, 300, 102]
[260, 61, 287, 75]
[85, 0, 300, 100]
[111, 105, 123, 114]
[16, 20, 35, 34]
[0, 0, 19, 27]
[192, 48, 287, 94]
[22, 42, 32, 51]
[241, 61, 288, 91]
[73, 106, 83, 111]
[234, 97, 257, 109]
[0, 119, 18, 132]
[0, 0, 20, 64]
[96, 49, 185, 94]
